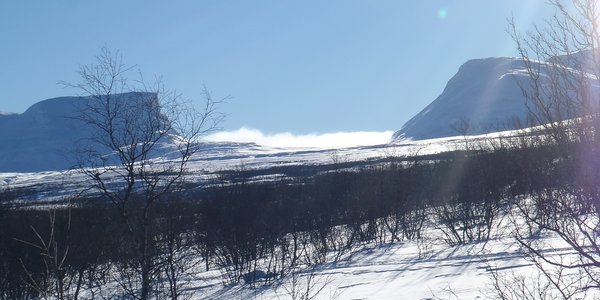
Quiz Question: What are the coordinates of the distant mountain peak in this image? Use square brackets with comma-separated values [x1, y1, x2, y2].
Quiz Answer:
[392, 52, 598, 141]
[393, 56, 531, 141]
[0, 92, 167, 172]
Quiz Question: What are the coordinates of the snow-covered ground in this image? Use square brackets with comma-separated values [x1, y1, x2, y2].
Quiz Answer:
[0, 135, 462, 203]
[123, 220, 587, 300]
[170, 215, 593, 300]
[193, 238, 524, 300]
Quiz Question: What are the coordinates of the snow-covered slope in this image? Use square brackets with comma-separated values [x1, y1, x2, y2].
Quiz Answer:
[393, 51, 600, 141]
[393, 57, 532, 141]
[0, 134, 467, 202]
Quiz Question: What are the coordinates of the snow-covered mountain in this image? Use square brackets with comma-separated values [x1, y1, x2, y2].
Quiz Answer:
[0, 96, 88, 172]
[0, 92, 176, 172]
[393, 57, 533, 141]
[393, 52, 600, 141]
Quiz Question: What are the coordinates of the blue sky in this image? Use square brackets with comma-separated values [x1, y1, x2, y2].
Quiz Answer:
[1, 1, 551, 138]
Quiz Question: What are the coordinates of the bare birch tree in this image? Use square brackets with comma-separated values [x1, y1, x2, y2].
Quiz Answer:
[62, 47, 223, 300]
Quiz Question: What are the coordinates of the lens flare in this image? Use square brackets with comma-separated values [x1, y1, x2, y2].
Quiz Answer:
[438, 8, 448, 19]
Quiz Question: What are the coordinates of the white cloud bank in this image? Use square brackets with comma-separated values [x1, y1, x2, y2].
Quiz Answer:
[205, 127, 394, 148]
